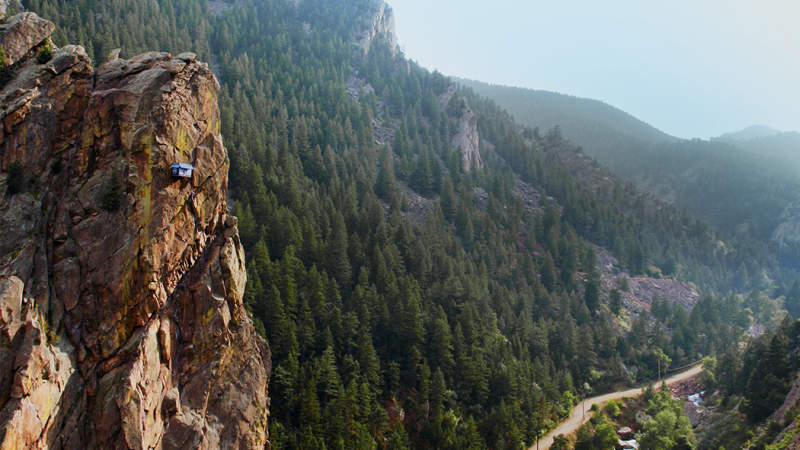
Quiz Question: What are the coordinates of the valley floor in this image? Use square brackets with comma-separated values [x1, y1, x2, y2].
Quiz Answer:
[532, 364, 702, 449]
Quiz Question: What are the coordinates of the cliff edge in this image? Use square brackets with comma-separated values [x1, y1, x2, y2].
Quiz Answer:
[0, 12, 270, 449]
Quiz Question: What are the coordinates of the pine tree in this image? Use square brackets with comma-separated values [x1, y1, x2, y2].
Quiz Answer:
[411, 147, 433, 195]
[326, 211, 352, 288]
[440, 176, 457, 222]
[429, 306, 455, 375]
[375, 146, 396, 201]
[584, 270, 600, 314]
[317, 346, 342, 402]
[541, 254, 557, 291]
[609, 288, 622, 315]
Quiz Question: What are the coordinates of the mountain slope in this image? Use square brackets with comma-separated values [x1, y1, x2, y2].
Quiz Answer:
[457, 78, 677, 170]
[717, 124, 783, 142]
[463, 78, 800, 271]
[0, 12, 269, 448]
[15, 0, 773, 448]
[698, 317, 800, 449]
[719, 131, 800, 169]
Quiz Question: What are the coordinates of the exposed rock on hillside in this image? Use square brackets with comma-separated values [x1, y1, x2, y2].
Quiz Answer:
[358, 1, 398, 56]
[595, 248, 700, 316]
[513, 175, 542, 215]
[208, 0, 235, 16]
[769, 375, 800, 425]
[452, 106, 483, 171]
[346, 74, 396, 146]
[440, 86, 482, 171]
[0, 12, 54, 65]
[770, 375, 800, 448]
[0, 12, 269, 449]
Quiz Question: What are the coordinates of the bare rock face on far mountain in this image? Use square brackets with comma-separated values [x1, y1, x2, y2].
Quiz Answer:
[358, 1, 398, 56]
[452, 105, 483, 171]
[439, 86, 483, 172]
[0, 12, 270, 449]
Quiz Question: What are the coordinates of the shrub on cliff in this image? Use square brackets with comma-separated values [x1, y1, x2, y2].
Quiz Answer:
[0, 47, 13, 89]
[6, 161, 24, 196]
[101, 172, 123, 212]
[36, 43, 52, 64]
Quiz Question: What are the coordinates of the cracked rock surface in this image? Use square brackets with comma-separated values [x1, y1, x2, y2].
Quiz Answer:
[0, 12, 270, 449]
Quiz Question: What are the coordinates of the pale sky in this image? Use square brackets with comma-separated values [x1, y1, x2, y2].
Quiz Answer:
[390, 0, 800, 139]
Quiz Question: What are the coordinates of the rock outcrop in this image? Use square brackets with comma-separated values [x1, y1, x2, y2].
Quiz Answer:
[594, 247, 699, 319]
[0, 12, 54, 66]
[358, 1, 398, 56]
[438, 86, 483, 172]
[451, 105, 483, 171]
[0, 12, 269, 449]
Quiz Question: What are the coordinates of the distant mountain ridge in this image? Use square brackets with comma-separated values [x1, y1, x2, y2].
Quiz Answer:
[459, 76, 800, 268]
[716, 124, 783, 142]
[717, 129, 800, 171]
[455, 77, 678, 169]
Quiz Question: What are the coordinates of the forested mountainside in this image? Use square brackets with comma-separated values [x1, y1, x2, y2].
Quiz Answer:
[697, 317, 800, 449]
[463, 78, 800, 271]
[717, 130, 800, 172]
[456, 78, 677, 172]
[602, 132, 800, 270]
[625, 139, 798, 241]
[13, 0, 785, 448]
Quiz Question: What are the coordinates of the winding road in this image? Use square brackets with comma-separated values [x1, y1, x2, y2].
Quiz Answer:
[530, 364, 703, 449]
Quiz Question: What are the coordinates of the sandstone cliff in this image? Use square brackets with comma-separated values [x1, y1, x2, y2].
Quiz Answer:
[0, 12, 270, 449]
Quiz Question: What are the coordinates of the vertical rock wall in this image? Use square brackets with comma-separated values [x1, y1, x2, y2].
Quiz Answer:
[0, 12, 270, 449]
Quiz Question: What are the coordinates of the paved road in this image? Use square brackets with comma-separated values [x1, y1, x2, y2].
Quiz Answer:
[530, 364, 702, 449]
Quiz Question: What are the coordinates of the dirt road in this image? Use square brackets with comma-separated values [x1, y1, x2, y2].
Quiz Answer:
[530, 364, 702, 449]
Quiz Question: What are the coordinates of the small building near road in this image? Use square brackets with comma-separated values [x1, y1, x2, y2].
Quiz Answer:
[617, 426, 635, 440]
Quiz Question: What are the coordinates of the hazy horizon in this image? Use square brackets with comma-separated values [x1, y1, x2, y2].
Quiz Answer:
[391, 0, 800, 139]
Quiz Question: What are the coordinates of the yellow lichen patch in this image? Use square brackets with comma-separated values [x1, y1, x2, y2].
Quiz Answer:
[136, 133, 154, 161]
[113, 259, 148, 355]
[0, 432, 23, 450]
[119, 256, 139, 306]
[111, 319, 131, 355]
[201, 307, 216, 327]
[174, 125, 191, 156]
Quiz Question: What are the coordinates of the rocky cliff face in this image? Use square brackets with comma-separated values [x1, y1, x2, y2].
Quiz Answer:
[438, 86, 483, 172]
[0, 12, 270, 449]
[768, 375, 800, 448]
[358, 1, 398, 56]
[451, 106, 483, 171]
